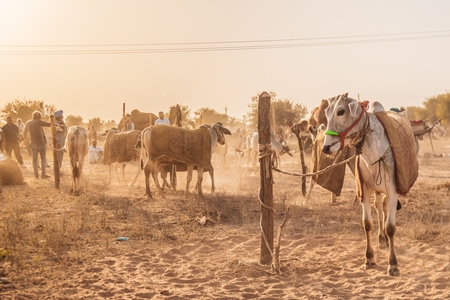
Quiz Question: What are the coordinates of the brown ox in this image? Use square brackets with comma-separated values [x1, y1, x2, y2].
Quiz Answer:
[103, 129, 141, 185]
[139, 123, 231, 199]
[65, 126, 89, 196]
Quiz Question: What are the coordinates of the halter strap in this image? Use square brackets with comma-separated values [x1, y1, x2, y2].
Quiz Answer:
[325, 101, 369, 150]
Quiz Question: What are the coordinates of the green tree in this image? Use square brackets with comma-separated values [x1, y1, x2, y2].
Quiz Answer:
[193, 107, 229, 126]
[245, 92, 308, 128]
[87, 117, 105, 130]
[103, 120, 117, 131]
[65, 114, 84, 127]
[0, 98, 56, 122]
[434, 92, 450, 126]
[406, 106, 427, 121]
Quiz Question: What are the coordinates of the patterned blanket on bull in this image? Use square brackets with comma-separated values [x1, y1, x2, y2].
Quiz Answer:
[103, 130, 140, 165]
[149, 125, 212, 168]
[374, 111, 418, 195]
[375, 111, 419, 195]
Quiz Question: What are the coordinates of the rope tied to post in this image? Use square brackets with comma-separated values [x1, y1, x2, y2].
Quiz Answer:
[258, 143, 277, 181]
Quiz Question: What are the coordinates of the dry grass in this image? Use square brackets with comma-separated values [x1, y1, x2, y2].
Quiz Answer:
[0, 136, 449, 297]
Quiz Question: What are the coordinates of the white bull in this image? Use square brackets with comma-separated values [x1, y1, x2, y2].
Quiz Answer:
[246, 129, 292, 172]
[65, 126, 89, 196]
[322, 93, 418, 276]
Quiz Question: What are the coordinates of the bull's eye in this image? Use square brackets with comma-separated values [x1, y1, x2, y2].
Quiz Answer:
[337, 109, 345, 116]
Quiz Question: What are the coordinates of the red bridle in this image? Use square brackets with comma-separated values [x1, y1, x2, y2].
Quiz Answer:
[325, 101, 369, 150]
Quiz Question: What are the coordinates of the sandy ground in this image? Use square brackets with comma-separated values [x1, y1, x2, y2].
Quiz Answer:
[1, 135, 450, 299]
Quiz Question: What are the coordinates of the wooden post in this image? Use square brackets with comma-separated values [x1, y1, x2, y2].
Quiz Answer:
[50, 115, 60, 189]
[258, 92, 274, 265]
[122, 103, 126, 131]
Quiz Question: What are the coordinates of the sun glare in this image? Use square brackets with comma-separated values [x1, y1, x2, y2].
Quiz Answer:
[0, 1, 39, 43]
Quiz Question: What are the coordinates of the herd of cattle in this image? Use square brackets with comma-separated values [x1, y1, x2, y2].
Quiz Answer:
[10, 94, 419, 277]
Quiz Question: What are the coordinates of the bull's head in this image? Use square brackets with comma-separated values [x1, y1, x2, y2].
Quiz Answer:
[322, 93, 366, 155]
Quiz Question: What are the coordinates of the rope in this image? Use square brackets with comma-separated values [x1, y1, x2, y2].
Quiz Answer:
[272, 151, 356, 177]
[371, 144, 392, 186]
[257, 143, 276, 259]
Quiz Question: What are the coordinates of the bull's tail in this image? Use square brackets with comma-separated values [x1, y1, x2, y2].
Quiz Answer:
[69, 127, 82, 179]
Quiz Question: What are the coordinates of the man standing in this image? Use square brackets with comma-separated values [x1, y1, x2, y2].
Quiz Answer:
[54, 110, 67, 170]
[123, 113, 135, 131]
[155, 111, 170, 125]
[2, 116, 26, 168]
[23, 111, 51, 179]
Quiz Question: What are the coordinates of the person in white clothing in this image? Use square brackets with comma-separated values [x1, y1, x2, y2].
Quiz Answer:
[88, 140, 103, 163]
[154, 111, 170, 125]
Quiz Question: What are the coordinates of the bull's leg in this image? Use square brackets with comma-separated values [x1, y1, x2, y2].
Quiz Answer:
[362, 185, 376, 269]
[107, 164, 113, 185]
[330, 193, 337, 204]
[150, 169, 164, 198]
[144, 166, 153, 199]
[76, 161, 85, 196]
[374, 192, 388, 248]
[159, 168, 171, 189]
[129, 165, 142, 186]
[209, 166, 215, 193]
[185, 164, 194, 194]
[114, 162, 121, 184]
[246, 149, 251, 171]
[121, 162, 126, 184]
[197, 166, 204, 197]
[385, 192, 400, 276]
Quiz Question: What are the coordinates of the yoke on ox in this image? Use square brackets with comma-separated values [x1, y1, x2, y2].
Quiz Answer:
[140, 123, 231, 199]
[65, 126, 89, 196]
[322, 93, 418, 276]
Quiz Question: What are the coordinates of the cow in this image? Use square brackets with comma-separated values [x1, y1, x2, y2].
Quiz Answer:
[322, 93, 418, 276]
[103, 129, 141, 185]
[139, 122, 231, 199]
[65, 126, 89, 196]
[246, 129, 292, 173]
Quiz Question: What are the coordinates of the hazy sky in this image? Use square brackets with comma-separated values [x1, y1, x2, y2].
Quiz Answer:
[1, 1, 449, 122]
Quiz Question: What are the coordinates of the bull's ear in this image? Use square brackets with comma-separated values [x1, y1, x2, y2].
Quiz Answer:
[221, 127, 232, 135]
[348, 101, 359, 117]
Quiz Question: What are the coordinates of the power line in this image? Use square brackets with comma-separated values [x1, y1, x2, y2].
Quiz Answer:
[1, 30, 449, 55]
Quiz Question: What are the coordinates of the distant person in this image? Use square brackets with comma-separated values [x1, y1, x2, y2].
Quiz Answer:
[2, 116, 26, 168]
[399, 106, 408, 118]
[123, 113, 134, 131]
[54, 110, 67, 170]
[17, 118, 25, 142]
[23, 111, 51, 179]
[88, 139, 103, 163]
[155, 111, 170, 125]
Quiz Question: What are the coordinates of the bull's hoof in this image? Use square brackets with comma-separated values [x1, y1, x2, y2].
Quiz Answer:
[364, 261, 377, 269]
[388, 265, 400, 276]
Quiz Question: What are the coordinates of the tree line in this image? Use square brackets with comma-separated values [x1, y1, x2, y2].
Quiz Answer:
[1, 92, 448, 132]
